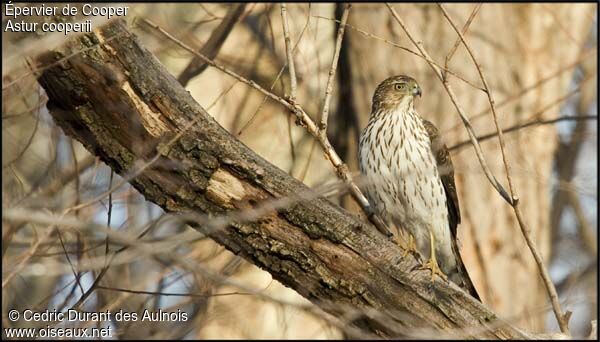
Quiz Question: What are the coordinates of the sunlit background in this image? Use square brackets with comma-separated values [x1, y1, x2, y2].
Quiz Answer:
[2, 3, 597, 339]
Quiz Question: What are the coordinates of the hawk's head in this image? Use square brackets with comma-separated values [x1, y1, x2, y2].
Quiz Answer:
[371, 75, 422, 114]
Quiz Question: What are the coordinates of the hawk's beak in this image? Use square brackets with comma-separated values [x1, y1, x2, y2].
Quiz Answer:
[413, 86, 422, 97]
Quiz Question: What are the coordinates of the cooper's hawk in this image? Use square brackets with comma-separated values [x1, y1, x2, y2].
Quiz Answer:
[358, 75, 479, 300]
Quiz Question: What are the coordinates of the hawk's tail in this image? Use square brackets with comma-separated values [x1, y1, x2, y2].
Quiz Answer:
[450, 239, 481, 301]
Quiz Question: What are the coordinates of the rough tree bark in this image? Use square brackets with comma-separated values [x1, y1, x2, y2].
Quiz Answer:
[35, 19, 529, 339]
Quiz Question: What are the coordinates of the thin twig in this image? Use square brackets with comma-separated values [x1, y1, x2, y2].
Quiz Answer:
[17, 155, 95, 206]
[319, 3, 350, 134]
[2, 96, 47, 120]
[2, 32, 125, 91]
[444, 48, 596, 133]
[385, 3, 513, 204]
[566, 190, 597, 256]
[551, 45, 596, 258]
[438, 3, 571, 334]
[70, 213, 169, 310]
[299, 137, 318, 182]
[213, 82, 240, 111]
[56, 230, 85, 294]
[444, 4, 482, 78]
[2, 224, 58, 288]
[3, 206, 538, 339]
[2, 104, 41, 169]
[449, 114, 597, 152]
[287, 114, 297, 170]
[555, 261, 597, 294]
[96, 285, 252, 298]
[280, 3, 298, 102]
[139, 17, 393, 238]
[236, 5, 311, 137]
[177, 3, 247, 86]
[311, 15, 485, 92]
[542, 4, 582, 47]
[105, 170, 114, 256]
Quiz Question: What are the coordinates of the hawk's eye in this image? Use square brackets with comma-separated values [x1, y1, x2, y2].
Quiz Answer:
[394, 83, 406, 91]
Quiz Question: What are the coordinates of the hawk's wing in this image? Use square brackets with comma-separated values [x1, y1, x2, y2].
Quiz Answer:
[421, 120, 460, 237]
[422, 119, 480, 301]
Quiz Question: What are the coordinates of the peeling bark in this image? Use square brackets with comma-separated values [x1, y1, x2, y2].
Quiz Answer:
[35, 20, 528, 339]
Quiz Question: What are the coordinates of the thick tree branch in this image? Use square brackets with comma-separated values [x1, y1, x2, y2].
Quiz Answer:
[33, 19, 530, 339]
[137, 17, 394, 239]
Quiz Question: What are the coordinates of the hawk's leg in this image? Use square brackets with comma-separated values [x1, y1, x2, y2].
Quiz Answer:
[401, 232, 419, 259]
[419, 230, 447, 281]
[394, 228, 419, 259]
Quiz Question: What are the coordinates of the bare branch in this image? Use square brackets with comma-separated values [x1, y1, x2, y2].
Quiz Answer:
[177, 3, 247, 86]
[95, 285, 252, 298]
[319, 3, 350, 134]
[2, 105, 41, 169]
[2, 224, 57, 288]
[237, 4, 311, 137]
[311, 14, 485, 92]
[443, 4, 481, 77]
[19, 154, 95, 205]
[280, 3, 298, 102]
[438, 3, 571, 334]
[138, 17, 393, 238]
[566, 190, 597, 256]
[385, 3, 514, 205]
[28, 20, 532, 338]
[449, 114, 597, 152]
[445, 48, 596, 133]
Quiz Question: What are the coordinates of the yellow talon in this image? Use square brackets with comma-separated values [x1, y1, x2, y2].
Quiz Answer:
[420, 256, 447, 281]
[418, 230, 447, 281]
[401, 233, 418, 257]
[394, 229, 419, 258]
[408, 233, 417, 251]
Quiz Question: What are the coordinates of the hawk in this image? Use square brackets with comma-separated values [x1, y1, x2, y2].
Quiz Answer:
[358, 75, 479, 300]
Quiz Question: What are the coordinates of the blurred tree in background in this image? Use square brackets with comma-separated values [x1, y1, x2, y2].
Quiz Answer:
[2, 3, 597, 339]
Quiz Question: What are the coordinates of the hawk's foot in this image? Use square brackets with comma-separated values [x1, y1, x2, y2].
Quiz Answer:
[419, 257, 447, 282]
[401, 234, 419, 259]
[417, 230, 447, 281]
[393, 231, 419, 259]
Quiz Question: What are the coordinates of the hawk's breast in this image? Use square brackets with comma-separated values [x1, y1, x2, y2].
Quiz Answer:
[359, 107, 452, 262]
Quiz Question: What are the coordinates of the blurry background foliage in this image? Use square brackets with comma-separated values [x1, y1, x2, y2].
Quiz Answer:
[2, 2, 597, 339]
